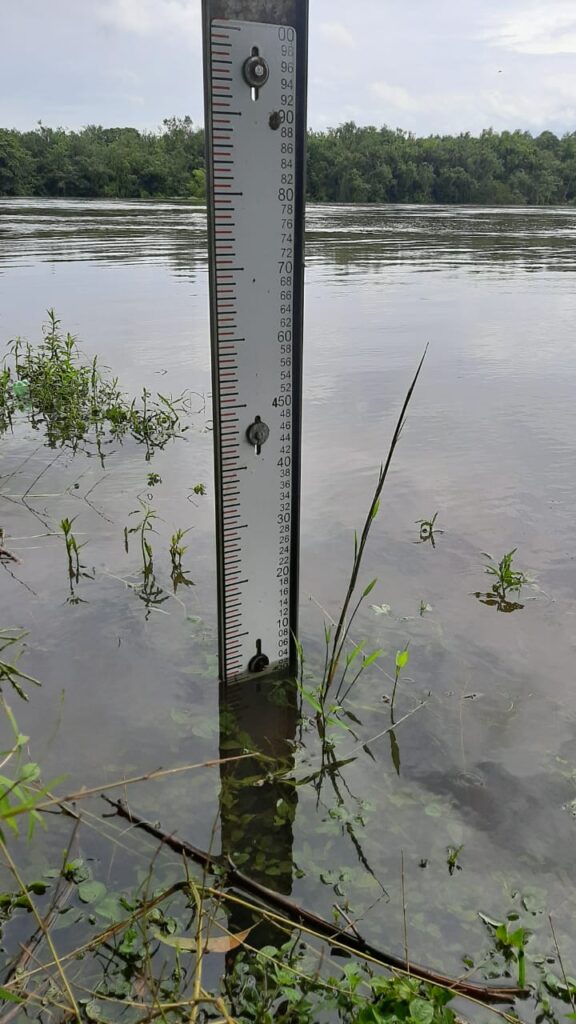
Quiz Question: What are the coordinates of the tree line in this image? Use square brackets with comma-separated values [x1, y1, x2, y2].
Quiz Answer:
[1, 117, 575, 205]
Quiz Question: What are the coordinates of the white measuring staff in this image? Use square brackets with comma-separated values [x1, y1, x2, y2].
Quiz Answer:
[203, 1, 308, 683]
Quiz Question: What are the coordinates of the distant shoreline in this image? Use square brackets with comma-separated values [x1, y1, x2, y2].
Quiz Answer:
[1, 119, 575, 206]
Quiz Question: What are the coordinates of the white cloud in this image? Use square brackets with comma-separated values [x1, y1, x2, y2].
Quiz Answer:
[370, 81, 421, 112]
[367, 78, 576, 133]
[319, 21, 356, 49]
[485, 2, 576, 54]
[96, 0, 200, 40]
[483, 87, 576, 126]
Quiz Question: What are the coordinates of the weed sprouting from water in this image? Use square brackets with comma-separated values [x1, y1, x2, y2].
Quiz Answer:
[0, 311, 189, 460]
[299, 350, 426, 738]
[0, 631, 40, 701]
[125, 501, 159, 580]
[483, 918, 529, 989]
[415, 510, 443, 547]
[485, 548, 528, 597]
[475, 548, 529, 612]
[447, 844, 464, 875]
[390, 645, 410, 713]
[59, 517, 82, 584]
[169, 528, 194, 591]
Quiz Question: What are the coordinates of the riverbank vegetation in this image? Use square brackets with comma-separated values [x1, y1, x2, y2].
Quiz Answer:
[1, 118, 576, 204]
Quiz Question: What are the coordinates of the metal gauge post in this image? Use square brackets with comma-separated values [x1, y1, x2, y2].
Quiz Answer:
[202, 0, 308, 683]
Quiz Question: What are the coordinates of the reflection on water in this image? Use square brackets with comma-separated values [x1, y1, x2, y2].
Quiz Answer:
[1, 199, 576, 974]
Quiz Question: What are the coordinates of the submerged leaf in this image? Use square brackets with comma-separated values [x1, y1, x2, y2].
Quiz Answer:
[155, 926, 252, 953]
[78, 881, 107, 904]
[389, 730, 400, 775]
[370, 603, 391, 616]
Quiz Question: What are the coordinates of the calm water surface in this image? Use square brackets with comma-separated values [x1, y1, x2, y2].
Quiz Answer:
[1, 198, 576, 981]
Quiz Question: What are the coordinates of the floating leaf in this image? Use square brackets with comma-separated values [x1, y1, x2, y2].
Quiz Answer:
[521, 889, 546, 915]
[94, 894, 125, 921]
[204, 926, 253, 953]
[370, 603, 391, 616]
[78, 881, 107, 904]
[154, 931, 196, 951]
[155, 926, 252, 953]
[478, 911, 503, 929]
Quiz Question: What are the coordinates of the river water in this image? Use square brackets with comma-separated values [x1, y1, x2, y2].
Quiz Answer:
[1, 198, 576, 986]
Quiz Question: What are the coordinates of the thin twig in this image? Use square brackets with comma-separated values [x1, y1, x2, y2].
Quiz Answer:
[105, 797, 524, 1004]
[549, 913, 576, 1013]
[0, 839, 81, 1020]
[401, 849, 409, 977]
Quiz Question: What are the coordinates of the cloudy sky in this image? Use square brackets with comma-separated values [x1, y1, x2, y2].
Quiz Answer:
[2, 0, 576, 136]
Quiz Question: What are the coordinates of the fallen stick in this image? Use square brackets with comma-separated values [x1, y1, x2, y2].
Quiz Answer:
[103, 797, 525, 1005]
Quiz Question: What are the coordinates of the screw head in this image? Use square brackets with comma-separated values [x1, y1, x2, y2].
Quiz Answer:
[248, 652, 270, 673]
[243, 55, 270, 88]
[246, 419, 270, 447]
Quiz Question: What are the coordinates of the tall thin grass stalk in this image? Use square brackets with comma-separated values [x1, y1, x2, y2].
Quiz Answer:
[321, 348, 427, 707]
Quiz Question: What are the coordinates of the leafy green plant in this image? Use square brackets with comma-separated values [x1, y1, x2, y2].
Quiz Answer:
[226, 940, 458, 1024]
[495, 923, 528, 989]
[446, 844, 463, 875]
[1, 311, 188, 459]
[480, 913, 529, 989]
[0, 631, 40, 701]
[125, 501, 158, 580]
[484, 548, 528, 597]
[390, 645, 410, 713]
[0, 700, 59, 841]
[59, 516, 83, 584]
[169, 527, 194, 590]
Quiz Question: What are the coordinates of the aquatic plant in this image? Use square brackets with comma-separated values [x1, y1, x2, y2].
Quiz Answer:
[390, 645, 410, 713]
[169, 527, 194, 590]
[297, 351, 426, 738]
[125, 501, 158, 580]
[0, 311, 189, 460]
[0, 630, 40, 701]
[415, 511, 443, 546]
[59, 517, 83, 585]
[484, 548, 528, 598]
[446, 844, 463, 876]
